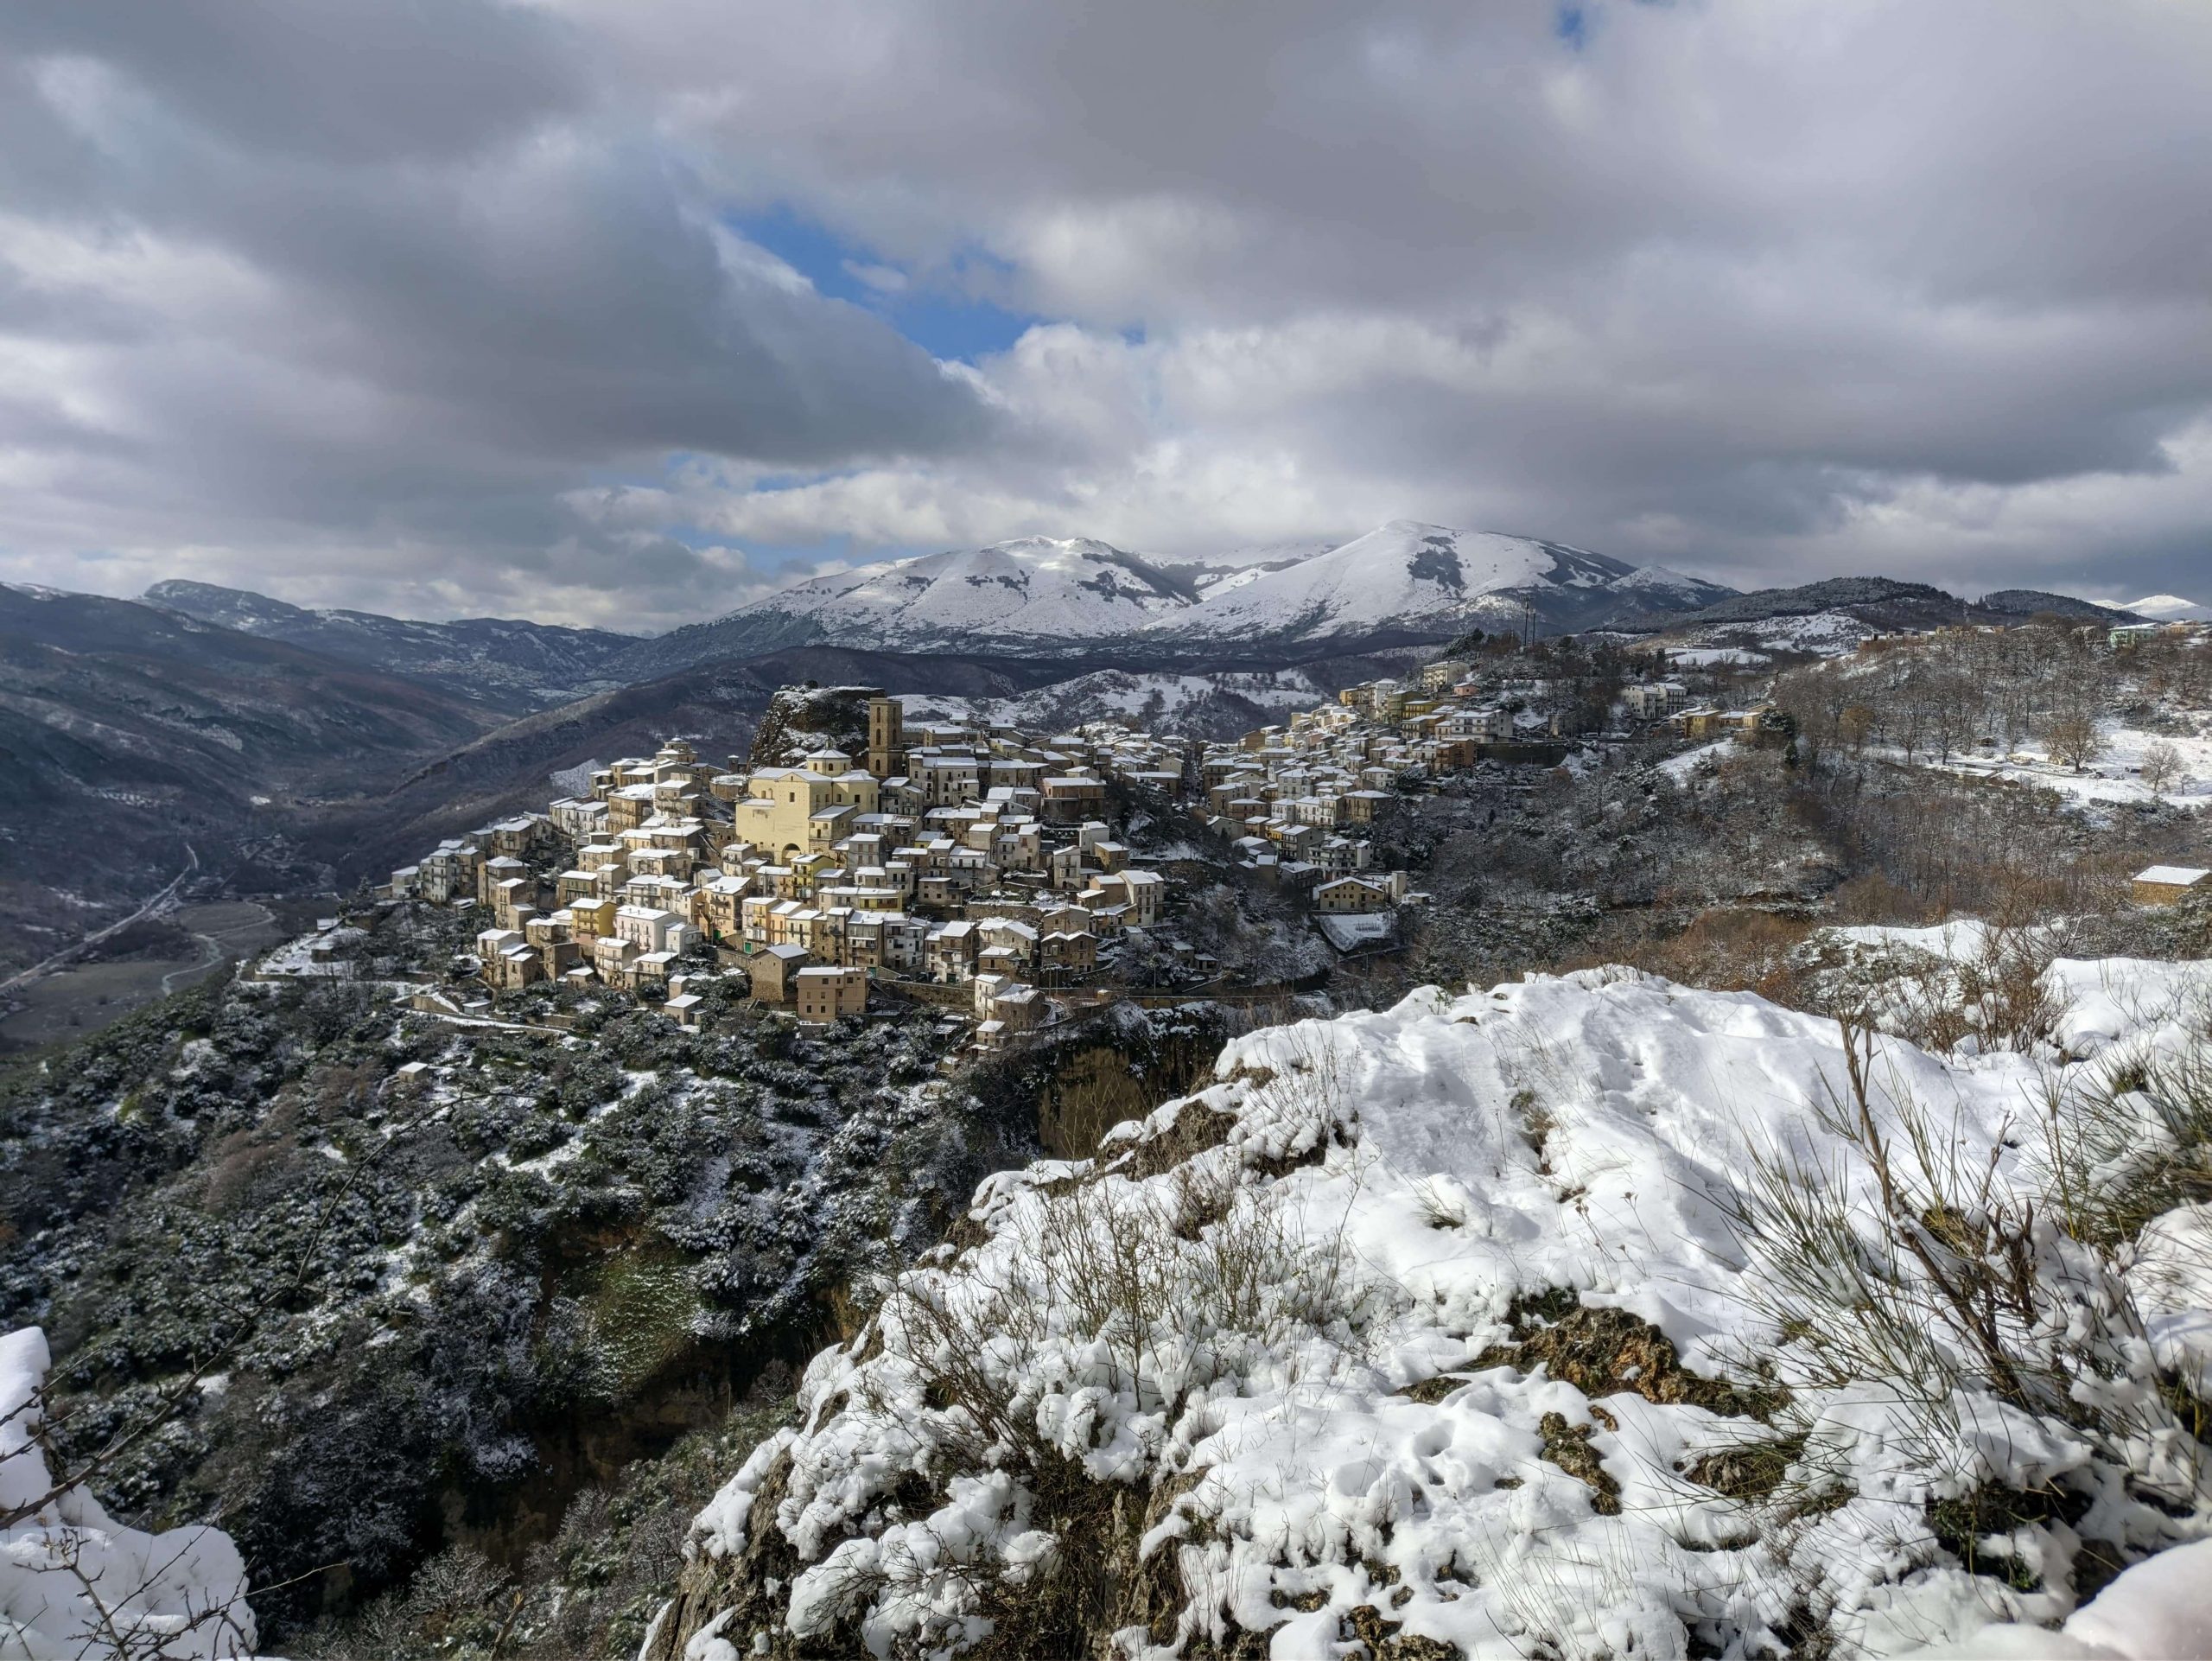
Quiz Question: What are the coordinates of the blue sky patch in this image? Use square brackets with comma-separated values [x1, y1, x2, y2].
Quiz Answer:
[732, 205, 1039, 363]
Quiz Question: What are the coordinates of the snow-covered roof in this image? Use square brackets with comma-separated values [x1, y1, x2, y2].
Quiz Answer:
[2134, 864, 2210, 887]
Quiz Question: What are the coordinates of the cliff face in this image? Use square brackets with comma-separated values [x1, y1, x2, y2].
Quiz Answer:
[743, 684, 881, 769]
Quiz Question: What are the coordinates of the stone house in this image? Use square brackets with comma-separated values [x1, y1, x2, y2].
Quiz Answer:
[794, 964, 868, 1023]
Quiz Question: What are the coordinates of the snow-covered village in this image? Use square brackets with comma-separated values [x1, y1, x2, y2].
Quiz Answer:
[10, 8, 2212, 1660]
[12, 593, 2212, 1660]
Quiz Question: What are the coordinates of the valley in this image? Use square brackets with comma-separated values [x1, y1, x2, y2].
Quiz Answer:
[5, 553, 2212, 1661]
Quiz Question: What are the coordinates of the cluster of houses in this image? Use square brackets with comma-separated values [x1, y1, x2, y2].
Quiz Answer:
[386, 658, 1817, 1030]
[1184, 654, 1780, 924]
[389, 691, 1192, 1041]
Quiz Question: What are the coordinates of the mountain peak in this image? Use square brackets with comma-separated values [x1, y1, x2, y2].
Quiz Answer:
[1147, 519, 1732, 646]
[2129, 593, 2212, 622]
[620, 521, 1738, 671]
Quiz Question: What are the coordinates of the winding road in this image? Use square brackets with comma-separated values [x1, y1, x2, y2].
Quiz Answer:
[160, 901, 277, 995]
[0, 845, 200, 997]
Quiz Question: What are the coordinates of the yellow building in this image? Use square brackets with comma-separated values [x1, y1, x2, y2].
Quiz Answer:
[795, 965, 868, 1023]
[567, 897, 616, 942]
[734, 751, 880, 862]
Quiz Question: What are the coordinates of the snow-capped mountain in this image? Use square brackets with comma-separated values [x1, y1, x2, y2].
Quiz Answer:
[2129, 593, 2212, 622]
[1147, 519, 1735, 646]
[620, 536, 1202, 673]
[1162, 538, 1346, 597]
[626, 521, 1734, 672]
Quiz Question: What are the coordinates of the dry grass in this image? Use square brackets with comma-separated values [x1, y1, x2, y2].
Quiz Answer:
[1562, 907, 1815, 1008]
[1039, 1045, 1158, 1161]
[1719, 1019, 2209, 1537]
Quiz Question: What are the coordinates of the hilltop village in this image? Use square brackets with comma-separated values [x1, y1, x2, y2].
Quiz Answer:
[378, 645, 1796, 1041]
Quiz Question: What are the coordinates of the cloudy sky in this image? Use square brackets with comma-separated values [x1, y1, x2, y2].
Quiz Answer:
[2, 0, 2208, 630]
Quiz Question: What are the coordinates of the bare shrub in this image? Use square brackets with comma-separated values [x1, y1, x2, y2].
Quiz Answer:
[2040, 710, 2104, 773]
[2037, 987, 2212, 1250]
[1039, 1047, 1155, 1161]
[807, 1164, 1371, 1657]
[1828, 870, 1938, 928]
[1812, 915, 2070, 1056]
[1571, 907, 1815, 1004]
[1722, 1019, 2209, 1558]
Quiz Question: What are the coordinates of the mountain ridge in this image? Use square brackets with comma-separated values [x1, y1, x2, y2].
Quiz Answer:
[620, 520, 1737, 673]
[143, 579, 639, 713]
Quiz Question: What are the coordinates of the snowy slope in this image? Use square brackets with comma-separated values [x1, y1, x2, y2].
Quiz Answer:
[665, 963, 2212, 1661]
[1149, 519, 1733, 646]
[2130, 594, 2212, 622]
[632, 522, 1732, 670]
[625, 537, 1202, 669]
[899, 666, 1329, 739]
[1164, 538, 1345, 597]
[1610, 560, 1743, 611]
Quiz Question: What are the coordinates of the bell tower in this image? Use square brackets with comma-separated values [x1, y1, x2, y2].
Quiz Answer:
[866, 695, 906, 780]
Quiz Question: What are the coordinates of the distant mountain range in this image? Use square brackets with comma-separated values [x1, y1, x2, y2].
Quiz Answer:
[2129, 593, 2212, 622]
[622, 536, 1200, 673]
[1979, 589, 2148, 624]
[623, 520, 1738, 671]
[144, 580, 635, 713]
[0, 582, 498, 975]
[1616, 576, 2171, 659]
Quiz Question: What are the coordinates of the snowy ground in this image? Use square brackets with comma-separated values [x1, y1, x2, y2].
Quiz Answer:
[1659, 738, 1735, 782]
[1669, 647, 1770, 668]
[671, 960, 2212, 1660]
[255, 925, 365, 977]
[1911, 717, 2212, 811]
[1665, 611, 1875, 660]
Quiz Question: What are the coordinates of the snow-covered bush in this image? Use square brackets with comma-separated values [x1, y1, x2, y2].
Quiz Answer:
[656, 965, 2212, 1661]
[2, 1327, 258, 1659]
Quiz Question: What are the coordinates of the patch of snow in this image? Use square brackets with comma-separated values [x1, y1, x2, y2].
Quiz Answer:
[1898, 1536, 2212, 1658]
[1669, 646, 1770, 667]
[1313, 913, 1396, 952]
[1659, 738, 1733, 781]
[1915, 719, 2212, 810]
[2, 1328, 260, 1658]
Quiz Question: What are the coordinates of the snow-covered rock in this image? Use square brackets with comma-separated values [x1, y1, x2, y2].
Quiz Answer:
[2, 1327, 261, 1659]
[660, 963, 2212, 1661]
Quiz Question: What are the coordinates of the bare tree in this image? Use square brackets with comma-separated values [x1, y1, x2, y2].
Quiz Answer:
[2140, 738, 2186, 794]
[2041, 710, 2104, 772]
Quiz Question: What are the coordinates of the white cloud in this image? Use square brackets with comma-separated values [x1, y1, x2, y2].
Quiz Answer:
[3, 0, 2211, 622]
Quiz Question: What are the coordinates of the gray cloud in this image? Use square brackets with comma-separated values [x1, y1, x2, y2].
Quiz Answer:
[2, 0, 2209, 622]
[0, 0, 993, 625]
